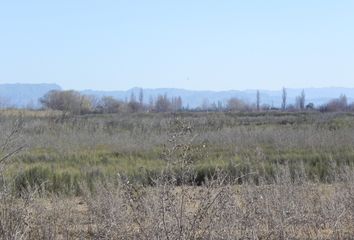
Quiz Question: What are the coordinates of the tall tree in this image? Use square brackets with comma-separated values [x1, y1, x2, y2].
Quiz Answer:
[148, 96, 154, 111]
[171, 96, 183, 112]
[130, 92, 136, 104]
[155, 94, 171, 112]
[217, 101, 223, 111]
[256, 90, 260, 112]
[299, 89, 306, 110]
[139, 88, 144, 108]
[128, 91, 139, 112]
[295, 89, 306, 110]
[281, 87, 287, 111]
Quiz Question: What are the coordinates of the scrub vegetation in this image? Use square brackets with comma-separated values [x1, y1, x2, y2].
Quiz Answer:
[2, 110, 354, 239]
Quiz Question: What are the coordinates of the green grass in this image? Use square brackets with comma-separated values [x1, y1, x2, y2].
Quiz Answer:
[3, 110, 354, 195]
[6, 145, 354, 194]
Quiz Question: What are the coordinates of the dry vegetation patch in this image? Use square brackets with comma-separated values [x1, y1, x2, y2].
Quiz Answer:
[2, 112, 354, 239]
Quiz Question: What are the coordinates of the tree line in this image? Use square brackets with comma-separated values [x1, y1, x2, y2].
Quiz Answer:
[28, 88, 354, 114]
[39, 89, 183, 114]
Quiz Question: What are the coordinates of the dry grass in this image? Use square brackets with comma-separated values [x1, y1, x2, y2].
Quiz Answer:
[0, 109, 62, 118]
[2, 178, 354, 239]
[2, 112, 354, 239]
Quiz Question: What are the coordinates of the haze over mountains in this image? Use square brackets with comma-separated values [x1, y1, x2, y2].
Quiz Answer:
[1, 83, 354, 109]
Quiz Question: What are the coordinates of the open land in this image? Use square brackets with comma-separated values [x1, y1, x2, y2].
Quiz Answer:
[2, 110, 354, 239]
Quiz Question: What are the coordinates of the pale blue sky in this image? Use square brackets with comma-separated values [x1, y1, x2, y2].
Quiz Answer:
[0, 0, 353, 91]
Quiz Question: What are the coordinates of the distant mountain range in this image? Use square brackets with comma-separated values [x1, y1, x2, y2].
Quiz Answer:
[1, 83, 354, 109]
[0, 83, 61, 108]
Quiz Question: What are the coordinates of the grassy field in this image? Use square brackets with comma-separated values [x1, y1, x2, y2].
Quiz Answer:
[2, 110, 354, 194]
[0, 112, 354, 194]
[2, 110, 354, 239]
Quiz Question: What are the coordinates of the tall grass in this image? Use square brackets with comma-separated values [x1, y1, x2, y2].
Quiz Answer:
[2, 111, 354, 238]
[2, 111, 354, 194]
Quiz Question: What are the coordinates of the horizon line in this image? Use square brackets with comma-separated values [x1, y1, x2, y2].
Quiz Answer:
[2, 82, 354, 92]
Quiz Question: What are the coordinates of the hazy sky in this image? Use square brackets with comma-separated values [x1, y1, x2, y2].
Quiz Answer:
[0, 1, 353, 91]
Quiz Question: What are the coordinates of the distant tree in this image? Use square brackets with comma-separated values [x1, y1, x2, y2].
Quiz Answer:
[300, 90, 306, 110]
[128, 92, 140, 112]
[321, 94, 348, 112]
[210, 102, 217, 111]
[98, 96, 122, 113]
[130, 92, 136, 103]
[40, 90, 92, 114]
[80, 96, 92, 114]
[295, 97, 301, 110]
[201, 98, 210, 111]
[148, 96, 154, 111]
[281, 87, 287, 111]
[306, 102, 315, 110]
[87, 95, 100, 110]
[256, 90, 260, 112]
[217, 101, 223, 111]
[139, 88, 144, 110]
[286, 104, 297, 112]
[155, 94, 171, 112]
[338, 94, 348, 110]
[177, 96, 182, 110]
[295, 90, 306, 110]
[171, 96, 183, 112]
[226, 98, 248, 112]
[261, 104, 271, 111]
[348, 102, 354, 112]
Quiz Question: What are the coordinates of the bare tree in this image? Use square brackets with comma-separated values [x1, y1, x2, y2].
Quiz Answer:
[321, 94, 348, 112]
[155, 94, 171, 112]
[0, 118, 25, 174]
[300, 89, 306, 110]
[227, 98, 248, 112]
[40, 90, 93, 115]
[128, 92, 140, 112]
[256, 90, 260, 112]
[296, 90, 305, 110]
[295, 90, 306, 110]
[217, 101, 223, 111]
[98, 96, 123, 113]
[171, 96, 183, 112]
[148, 96, 154, 111]
[129, 92, 136, 103]
[139, 88, 144, 110]
[201, 98, 210, 111]
[281, 87, 287, 111]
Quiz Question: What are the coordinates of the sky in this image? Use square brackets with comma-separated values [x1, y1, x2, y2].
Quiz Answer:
[0, 0, 353, 91]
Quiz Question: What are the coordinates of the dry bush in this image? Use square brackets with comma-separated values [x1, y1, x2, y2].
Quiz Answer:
[81, 118, 237, 239]
[3, 113, 354, 239]
[78, 118, 354, 239]
[0, 117, 32, 240]
[80, 167, 354, 239]
[0, 190, 34, 240]
[25, 196, 91, 239]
